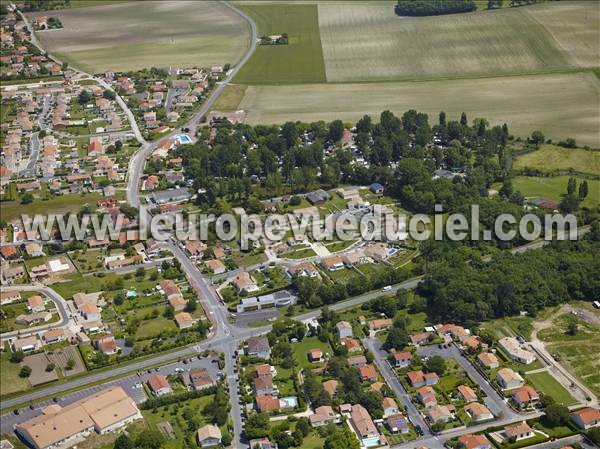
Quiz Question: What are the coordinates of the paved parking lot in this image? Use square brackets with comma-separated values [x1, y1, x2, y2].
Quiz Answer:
[0, 355, 220, 435]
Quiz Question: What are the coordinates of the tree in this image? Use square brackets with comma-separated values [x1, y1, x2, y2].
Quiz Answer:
[579, 181, 588, 200]
[45, 363, 55, 372]
[103, 89, 116, 100]
[460, 112, 468, 127]
[19, 365, 32, 378]
[395, 289, 409, 308]
[383, 326, 409, 350]
[78, 89, 91, 105]
[559, 194, 579, 213]
[530, 130, 545, 145]
[10, 351, 24, 363]
[21, 192, 34, 204]
[244, 412, 270, 439]
[567, 177, 577, 196]
[135, 430, 165, 449]
[66, 358, 75, 370]
[296, 417, 310, 436]
[438, 111, 446, 127]
[425, 355, 446, 375]
[113, 434, 134, 449]
[544, 402, 570, 426]
[328, 120, 344, 143]
[565, 315, 578, 336]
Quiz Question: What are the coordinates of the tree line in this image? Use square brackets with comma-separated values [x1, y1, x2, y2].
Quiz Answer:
[395, 0, 476, 16]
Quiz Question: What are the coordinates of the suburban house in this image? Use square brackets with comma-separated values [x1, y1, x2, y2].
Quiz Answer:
[205, 259, 226, 274]
[42, 328, 66, 344]
[148, 374, 172, 396]
[27, 295, 45, 313]
[341, 337, 362, 353]
[407, 370, 439, 387]
[571, 407, 600, 429]
[416, 386, 437, 408]
[383, 397, 399, 417]
[196, 424, 221, 447]
[496, 368, 524, 390]
[323, 380, 338, 397]
[478, 352, 499, 369]
[457, 385, 478, 402]
[335, 321, 353, 338]
[174, 312, 196, 329]
[12, 336, 41, 352]
[464, 403, 494, 422]
[370, 182, 384, 194]
[499, 337, 536, 364]
[347, 355, 367, 368]
[288, 262, 320, 279]
[95, 336, 118, 355]
[254, 377, 275, 396]
[182, 368, 215, 391]
[308, 349, 323, 363]
[321, 255, 344, 271]
[458, 434, 492, 449]
[256, 395, 280, 413]
[232, 271, 259, 294]
[249, 438, 277, 449]
[309, 405, 339, 427]
[387, 413, 409, 434]
[160, 279, 182, 299]
[368, 319, 393, 331]
[426, 404, 453, 423]
[349, 404, 380, 447]
[246, 337, 271, 359]
[504, 422, 534, 441]
[359, 365, 378, 382]
[393, 351, 413, 368]
[511, 385, 540, 408]
[80, 303, 101, 321]
[169, 296, 186, 311]
[0, 290, 21, 305]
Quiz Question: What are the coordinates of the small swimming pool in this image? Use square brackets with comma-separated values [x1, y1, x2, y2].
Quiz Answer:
[281, 396, 298, 408]
[126, 289, 138, 298]
[177, 134, 191, 144]
[387, 247, 399, 256]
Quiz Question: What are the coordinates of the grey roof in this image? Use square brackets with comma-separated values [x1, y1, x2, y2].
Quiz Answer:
[306, 189, 331, 204]
[151, 188, 191, 204]
[247, 337, 270, 354]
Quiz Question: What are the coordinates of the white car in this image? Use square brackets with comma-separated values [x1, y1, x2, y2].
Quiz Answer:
[382, 285, 392, 292]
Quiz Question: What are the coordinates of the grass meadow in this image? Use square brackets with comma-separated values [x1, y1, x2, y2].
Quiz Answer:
[239, 72, 600, 147]
[31, 1, 250, 73]
[507, 176, 600, 208]
[317, 1, 575, 82]
[234, 4, 326, 84]
[514, 145, 600, 175]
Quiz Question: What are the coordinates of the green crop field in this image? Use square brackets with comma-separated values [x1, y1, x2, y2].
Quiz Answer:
[318, 1, 576, 82]
[507, 176, 600, 208]
[31, 1, 251, 73]
[239, 72, 600, 147]
[514, 145, 600, 175]
[233, 4, 326, 84]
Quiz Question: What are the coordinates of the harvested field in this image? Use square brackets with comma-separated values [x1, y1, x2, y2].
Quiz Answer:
[318, 1, 576, 82]
[31, 1, 250, 73]
[239, 72, 600, 147]
[527, 1, 600, 68]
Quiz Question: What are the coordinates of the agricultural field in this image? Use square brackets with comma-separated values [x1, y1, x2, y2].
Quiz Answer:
[526, 1, 600, 69]
[513, 145, 600, 175]
[31, 1, 251, 73]
[234, 4, 326, 84]
[239, 72, 600, 147]
[317, 1, 574, 82]
[507, 176, 600, 208]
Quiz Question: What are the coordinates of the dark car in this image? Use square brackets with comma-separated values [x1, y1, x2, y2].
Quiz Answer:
[415, 425, 423, 435]
[13, 409, 20, 415]
[438, 344, 443, 349]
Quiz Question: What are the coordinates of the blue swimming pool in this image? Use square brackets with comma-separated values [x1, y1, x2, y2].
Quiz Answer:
[387, 247, 398, 256]
[281, 396, 298, 408]
[126, 289, 138, 298]
[177, 134, 191, 144]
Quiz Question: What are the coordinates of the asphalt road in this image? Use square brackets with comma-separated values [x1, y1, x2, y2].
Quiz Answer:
[0, 285, 70, 340]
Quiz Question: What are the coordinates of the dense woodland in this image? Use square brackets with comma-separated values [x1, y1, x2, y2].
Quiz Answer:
[395, 0, 476, 16]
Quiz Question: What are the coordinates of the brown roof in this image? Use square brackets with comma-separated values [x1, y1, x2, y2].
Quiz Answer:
[458, 385, 477, 400]
[255, 364, 272, 378]
[505, 422, 533, 438]
[256, 395, 279, 412]
[359, 364, 377, 380]
[323, 379, 338, 396]
[459, 434, 491, 449]
[478, 352, 498, 367]
[572, 407, 600, 425]
[368, 318, 393, 330]
[350, 404, 377, 437]
[148, 374, 170, 392]
[464, 402, 492, 418]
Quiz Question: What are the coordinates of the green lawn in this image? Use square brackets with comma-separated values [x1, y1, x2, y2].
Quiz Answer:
[0, 347, 30, 396]
[0, 192, 106, 222]
[234, 4, 326, 84]
[525, 371, 577, 406]
[292, 336, 333, 369]
[212, 84, 248, 111]
[507, 175, 600, 208]
[514, 145, 600, 175]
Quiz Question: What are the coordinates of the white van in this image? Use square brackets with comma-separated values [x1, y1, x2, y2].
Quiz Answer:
[382, 285, 392, 292]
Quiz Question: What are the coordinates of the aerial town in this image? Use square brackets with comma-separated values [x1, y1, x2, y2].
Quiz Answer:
[0, 1, 598, 449]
